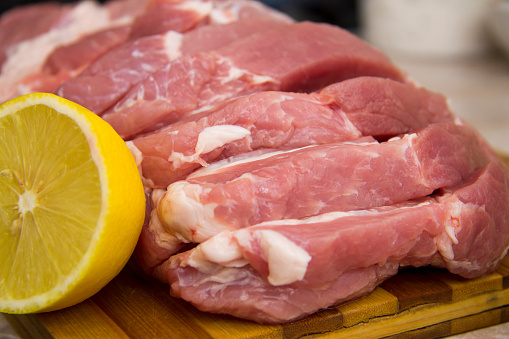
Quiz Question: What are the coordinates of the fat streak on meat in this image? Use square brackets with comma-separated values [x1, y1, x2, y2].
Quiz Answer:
[20, 26, 132, 96]
[0, 2, 69, 69]
[101, 21, 408, 139]
[1, 0, 149, 97]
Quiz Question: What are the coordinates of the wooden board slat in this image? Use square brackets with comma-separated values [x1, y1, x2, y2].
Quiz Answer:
[306, 287, 509, 339]
[5, 299, 128, 339]
[6, 155, 509, 338]
[379, 268, 453, 312]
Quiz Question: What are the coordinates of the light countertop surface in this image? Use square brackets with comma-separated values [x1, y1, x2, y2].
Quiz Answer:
[1, 53, 509, 339]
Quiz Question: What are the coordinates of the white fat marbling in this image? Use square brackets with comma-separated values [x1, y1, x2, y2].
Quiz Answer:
[168, 125, 251, 168]
[195, 125, 250, 155]
[187, 145, 317, 179]
[163, 31, 183, 60]
[0, 1, 114, 101]
[197, 231, 248, 267]
[158, 181, 221, 243]
[175, 0, 213, 17]
[257, 230, 311, 286]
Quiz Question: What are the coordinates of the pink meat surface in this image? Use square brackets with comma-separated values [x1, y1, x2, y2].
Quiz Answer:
[129, 91, 361, 188]
[127, 0, 202, 39]
[102, 21, 408, 139]
[320, 76, 455, 138]
[129, 77, 454, 188]
[0, 0, 145, 103]
[57, 15, 290, 115]
[0, 3, 69, 68]
[18, 26, 132, 95]
[128, 0, 291, 39]
[154, 122, 488, 246]
[160, 157, 509, 323]
[43, 25, 132, 76]
[105, 0, 150, 21]
[133, 120, 483, 275]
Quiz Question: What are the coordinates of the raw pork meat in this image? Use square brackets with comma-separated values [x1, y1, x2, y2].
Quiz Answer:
[128, 0, 292, 39]
[0, 0, 145, 103]
[20, 26, 132, 95]
[102, 21, 408, 139]
[57, 16, 290, 115]
[154, 122, 488, 245]
[0, 3, 68, 68]
[43, 26, 132, 76]
[133, 121, 492, 275]
[320, 76, 455, 138]
[159, 156, 509, 323]
[127, 0, 214, 39]
[128, 91, 362, 188]
[128, 77, 454, 188]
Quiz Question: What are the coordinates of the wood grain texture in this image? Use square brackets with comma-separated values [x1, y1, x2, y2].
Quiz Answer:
[5, 155, 509, 339]
[8, 242, 509, 339]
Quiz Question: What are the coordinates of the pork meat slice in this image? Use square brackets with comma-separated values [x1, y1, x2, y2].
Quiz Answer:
[128, 0, 293, 39]
[128, 91, 361, 188]
[320, 76, 455, 138]
[0, 0, 143, 103]
[0, 0, 149, 102]
[154, 122, 488, 246]
[19, 25, 133, 96]
[159, 158, 509, 324]
[101, 21, 409, 139]
[132, 121, 488, 274]
[127, 0, 213, 40]
[57, 15, 290, 115]
[133, 121, 481, 274]
[43, 26, 132, 77]
[0, 2, 69, 69]
[128, 77, 454, 188]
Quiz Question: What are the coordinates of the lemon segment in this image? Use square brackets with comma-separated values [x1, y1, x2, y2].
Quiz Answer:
[0, 93, 146, 314]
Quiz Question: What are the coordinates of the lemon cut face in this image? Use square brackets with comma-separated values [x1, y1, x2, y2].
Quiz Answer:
[0, 93, 145, 314]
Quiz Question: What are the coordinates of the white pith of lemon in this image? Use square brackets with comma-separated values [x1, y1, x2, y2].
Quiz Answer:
[0, 93, 146, 314]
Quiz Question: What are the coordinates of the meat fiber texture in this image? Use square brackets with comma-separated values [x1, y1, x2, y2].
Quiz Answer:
[3, 0, 509, 326]
[0, 0, 291, 103]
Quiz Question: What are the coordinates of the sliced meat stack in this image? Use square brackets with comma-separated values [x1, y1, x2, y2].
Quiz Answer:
[2, 0, 508, 325]
[101, 21, 407, 139]
[128, 76, 453, 188]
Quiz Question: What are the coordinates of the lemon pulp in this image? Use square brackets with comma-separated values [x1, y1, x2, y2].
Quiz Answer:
[0, 104, 101, 300]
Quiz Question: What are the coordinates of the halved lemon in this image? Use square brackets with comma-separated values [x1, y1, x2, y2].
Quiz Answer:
[0, 93, 145, 313]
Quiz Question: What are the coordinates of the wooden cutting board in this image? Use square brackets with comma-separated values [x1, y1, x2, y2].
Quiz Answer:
[6, 154, 509, 339]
